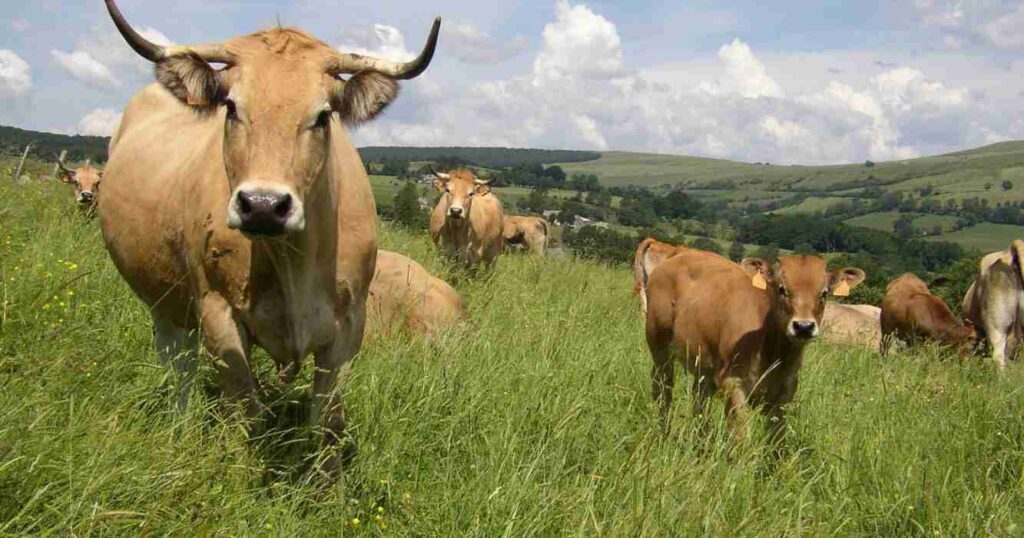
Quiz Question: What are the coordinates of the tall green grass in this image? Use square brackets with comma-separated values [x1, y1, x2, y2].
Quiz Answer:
[2, 178, 1024, 535]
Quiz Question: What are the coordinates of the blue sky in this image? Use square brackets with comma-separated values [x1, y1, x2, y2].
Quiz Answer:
[2, 0, 1023, 164]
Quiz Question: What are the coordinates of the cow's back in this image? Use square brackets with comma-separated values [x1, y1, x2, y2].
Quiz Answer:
[368, 250, 464, 335]
[823, 303, 881, 348]
[646, 249, 767, 369]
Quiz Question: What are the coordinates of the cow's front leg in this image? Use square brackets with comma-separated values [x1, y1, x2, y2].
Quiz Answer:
[201, 294, 262, 420]
[720, 377, 751, 443]
[310, 320, 362, 481]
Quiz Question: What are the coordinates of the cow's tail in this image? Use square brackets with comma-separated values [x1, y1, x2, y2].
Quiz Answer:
[633, 237, 657, 296]
[540, 218, 551, 252]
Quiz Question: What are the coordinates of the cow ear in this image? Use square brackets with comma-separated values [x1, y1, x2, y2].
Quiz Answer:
[474, 184, 491, 196]
[58, 170, 76, 184]
[741, 258, 771, 289]
[831, 267, 866, 297]
[433, 178, 446, 193]
[155, 54, 227, 108]
[333, 71, 399, 126]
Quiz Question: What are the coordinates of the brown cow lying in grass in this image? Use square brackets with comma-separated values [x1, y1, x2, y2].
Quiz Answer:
[880, 273, 975, 357]
[367, 250, 466, 337]
[822, 303, 881, 350]
[645, 249, 865, 443]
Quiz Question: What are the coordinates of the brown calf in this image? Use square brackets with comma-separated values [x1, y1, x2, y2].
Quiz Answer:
[645, 250, 865, 441]
[880, 273, 975, 356]
[56, 156, 103, 213]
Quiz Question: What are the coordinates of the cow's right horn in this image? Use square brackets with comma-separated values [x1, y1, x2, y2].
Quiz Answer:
[427, 165, 451, 180]
[105, 0, 231, 63]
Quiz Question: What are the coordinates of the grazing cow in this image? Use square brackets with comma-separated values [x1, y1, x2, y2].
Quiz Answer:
[632, 238, 682, 315]
[98, 0, 439, 477]
[368, 250, 465, 336]
[822, 303, 881, 349]
[645, 251, 864, 442]
[429, 169, 504, 269]
[56, 156, 102, 213]
[962, 240, 1024, 369]
[502, 215, 550, 255]
[880, 273, 974, 356]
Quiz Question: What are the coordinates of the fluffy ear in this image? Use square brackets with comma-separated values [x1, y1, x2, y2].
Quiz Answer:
[474, 183, 491, 196]
[741, 258, 772, 290]
[433, 178, 446, 193]
[333, 71, 399, 126]
[831, 267, 866, 297]
[155, 54, 227, 108]
[58, 169, 76, 184]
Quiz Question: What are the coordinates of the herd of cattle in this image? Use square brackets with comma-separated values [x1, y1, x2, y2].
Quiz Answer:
[37, 1, 1022, 479]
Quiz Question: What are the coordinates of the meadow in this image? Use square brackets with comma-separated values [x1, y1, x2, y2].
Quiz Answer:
[2, 177, 1024, 535]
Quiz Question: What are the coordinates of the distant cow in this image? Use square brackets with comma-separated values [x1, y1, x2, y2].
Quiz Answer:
[368, 250, 465, 336]
[645, 251, 865, 442]
[99, 0, 439, 478]
[632, 238, 682, 315]
[429, 169, 504, 269]
[822, 303, 881, 349]
[880, 273, 975, 356]
[56, 156, 102, 213]
[502, 215, 550, 255]
[962, 240, 1024, 369]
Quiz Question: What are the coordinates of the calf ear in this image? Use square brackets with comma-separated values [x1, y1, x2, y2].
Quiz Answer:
[474, 184, 491, 196]
[155, 54, 227, 108]
[741, 258, 771, 289]
[58, 170, 76, 184]
[831, 267, 866, 296]
[433, 178, 446, 193]
[333, 72, 399, 126]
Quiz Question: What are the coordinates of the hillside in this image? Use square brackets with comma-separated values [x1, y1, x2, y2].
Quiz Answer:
[2, 176, 1024, 534]
[0, 125, 109, 163]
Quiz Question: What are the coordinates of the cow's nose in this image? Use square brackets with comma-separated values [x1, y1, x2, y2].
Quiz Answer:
[80, 191, 94, 201]
[792, 320, 817, 339]
[235, 190, 292, 236]
[449, 207, 463, 218]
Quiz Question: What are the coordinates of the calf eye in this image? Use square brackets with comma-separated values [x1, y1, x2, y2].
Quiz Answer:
[314, 110, 331, 129]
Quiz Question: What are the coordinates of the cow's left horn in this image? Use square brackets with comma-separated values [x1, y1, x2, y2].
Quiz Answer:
[106, 0, 231, 63]
[330, 18, 441, 79]
[474, 178, 493, 186]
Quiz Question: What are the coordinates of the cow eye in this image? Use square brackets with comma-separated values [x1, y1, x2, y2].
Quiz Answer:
[778, 285, 787, 296]
[224, 99, 238, 121]
[314, 110, 331, 129]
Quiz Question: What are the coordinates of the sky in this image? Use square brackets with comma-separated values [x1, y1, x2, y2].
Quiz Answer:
[1, 0, 1023, 164]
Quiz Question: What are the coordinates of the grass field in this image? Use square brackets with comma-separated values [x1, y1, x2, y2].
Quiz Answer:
[3, 178, 1024, 534]
[928, 222, 1024, 253]
[557, 141, 1024, 215]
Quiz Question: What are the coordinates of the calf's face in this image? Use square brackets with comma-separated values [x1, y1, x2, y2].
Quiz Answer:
[433, 171, 492, 221]
[59, 165, 103, 207]
[742, 255, 866, 342]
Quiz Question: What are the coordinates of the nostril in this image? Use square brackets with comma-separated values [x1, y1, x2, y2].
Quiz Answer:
[273, 194, 292, 219]
[237, 191, 253, 215]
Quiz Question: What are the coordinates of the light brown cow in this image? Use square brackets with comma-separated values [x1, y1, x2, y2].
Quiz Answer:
[368, 250, 466, 336]
[98, 0, 439, 477]
[56, 156, 102, 212]
[429, 169, 504, 269]
[880, 273, 975, 356]
[645, 251, 864, 442]
[502, 215, 550, 255]
[632, 237, 682, 315]
[822, 303, 881, 349]
[962, 240, 1024, 369]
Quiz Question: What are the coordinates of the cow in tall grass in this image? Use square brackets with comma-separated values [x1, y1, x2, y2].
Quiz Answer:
[880, 273, 975, 357]
[429, 169, 503, 270]
[56, 155, 102, 214]
[645, 250, 864, 443]
[963, 240, 1024, 368]
[98, 0, 439, 478]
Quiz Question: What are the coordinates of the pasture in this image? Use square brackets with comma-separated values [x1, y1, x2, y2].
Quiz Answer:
[2, 178, 1024, 535]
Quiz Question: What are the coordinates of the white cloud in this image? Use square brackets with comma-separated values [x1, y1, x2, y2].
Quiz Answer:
[338, 24, 415, 61]
[10, 19, 29, 32]
[717, 39, 783, 98]
[913, 0, 1024, 49]
[347, 1, 1010, 165]
[446, 22, 527, 64]
[51, 50, 120, 88]
[532, 0, 624, 84]
[76, 108, 122, 136]
[0, 49, 31, 96]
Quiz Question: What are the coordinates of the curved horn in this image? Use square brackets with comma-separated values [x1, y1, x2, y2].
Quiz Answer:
[427, 165, 450, 180]
[106, 0, 232, 63]
[56, 153, 74, 175]
[474, 177, 494, 186]
[330, 18, 441, 79]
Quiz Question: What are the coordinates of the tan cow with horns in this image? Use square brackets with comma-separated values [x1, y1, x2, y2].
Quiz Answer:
[56, 155, 103, 213]
[429, 168, 504, 269]
[98, 0, 440, 478]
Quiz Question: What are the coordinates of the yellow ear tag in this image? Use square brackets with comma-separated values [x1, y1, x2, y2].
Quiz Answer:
[833, 280, 851, 297]
[752, 273, 767, 290]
